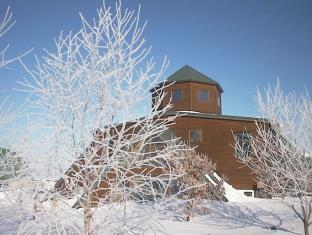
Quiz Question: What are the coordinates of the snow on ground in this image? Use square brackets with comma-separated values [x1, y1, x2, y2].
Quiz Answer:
[221, 179, 255, 202]
[156, 180, 304, 235]
[0, 198, 304, 234]
[0, 179, 306, 234]
[158, 199, 302, 235]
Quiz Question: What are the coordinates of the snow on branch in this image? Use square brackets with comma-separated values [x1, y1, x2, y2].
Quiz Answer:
[14, 1, 197, 234]
[234, 81, 312, 235]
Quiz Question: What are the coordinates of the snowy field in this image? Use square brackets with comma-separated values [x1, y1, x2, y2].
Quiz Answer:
[0, 179, 306, 235]
[0, 199, 304, 235]
[159, 199, 302, 235]
[158, 179, 304, 235]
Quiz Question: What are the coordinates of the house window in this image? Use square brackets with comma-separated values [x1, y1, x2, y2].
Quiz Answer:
[217, 97, 220, 107]
[198, 90, 209, 102]
[235, 132, 252, 157]
[172, 89, 182, 103]
[244, 191, 253, 197]
[190, 129, 202, 143]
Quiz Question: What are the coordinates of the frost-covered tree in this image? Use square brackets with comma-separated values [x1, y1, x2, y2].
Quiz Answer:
[0, 6, 16, 69]
[0, 6, 16, 147]
[20, 1, 189, 234]
[0, 5, 30, 148]
[0, 6, 28, 186]
[175, 148, 224, 221]
[0, 7, 39, 233]
[234, 81, 312, 235]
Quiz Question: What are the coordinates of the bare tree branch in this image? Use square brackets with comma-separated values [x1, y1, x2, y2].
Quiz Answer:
[234, 81, 312, 235]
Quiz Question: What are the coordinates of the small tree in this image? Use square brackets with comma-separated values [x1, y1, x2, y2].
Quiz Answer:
[234, 81, 312, 235]
[20, 1, 189, 234]
[0, 148, 24, 181]
[176, 148, 225, 221]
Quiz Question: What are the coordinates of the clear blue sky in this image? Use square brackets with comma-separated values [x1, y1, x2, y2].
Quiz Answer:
[0, 0, 311, 117]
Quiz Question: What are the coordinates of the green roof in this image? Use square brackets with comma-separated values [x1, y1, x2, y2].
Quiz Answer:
[165, 65, 223, 93]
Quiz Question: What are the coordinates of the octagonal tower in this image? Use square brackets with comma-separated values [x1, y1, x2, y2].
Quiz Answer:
[151, 65, 223, 115]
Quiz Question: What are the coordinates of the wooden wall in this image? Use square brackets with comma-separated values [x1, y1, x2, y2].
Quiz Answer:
[170, 116, 258, 190]
[153, 82, 222, 114]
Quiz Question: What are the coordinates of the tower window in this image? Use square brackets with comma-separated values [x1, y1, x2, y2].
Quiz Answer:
[190, 129, 202, 143]
[198, 90, 209, 102]
[172, 89, 182, 103]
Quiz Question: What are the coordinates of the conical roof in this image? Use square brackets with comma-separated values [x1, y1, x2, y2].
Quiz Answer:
[168, 65, 223, 92]
[152, 65, 223, 93]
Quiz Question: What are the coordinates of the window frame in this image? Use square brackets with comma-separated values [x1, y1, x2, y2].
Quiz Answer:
[189, 128, 202, 143]
[171, 89, 183, 103]
[198, 89, 209, 103]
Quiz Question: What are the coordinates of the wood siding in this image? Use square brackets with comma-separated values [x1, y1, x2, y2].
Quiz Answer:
[170, 116, 258, 190]
[153, 82, 222, 114]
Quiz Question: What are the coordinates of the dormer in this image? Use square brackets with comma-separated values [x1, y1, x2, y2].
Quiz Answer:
[151, 65, 223, 115]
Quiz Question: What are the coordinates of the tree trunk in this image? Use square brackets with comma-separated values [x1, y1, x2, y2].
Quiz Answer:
[84, 206, 93, 235]
[185, 202, 193, 222]
[304, 220, 310, 235]
[123, 200, 127, 226]
[302, 203, 311, 235]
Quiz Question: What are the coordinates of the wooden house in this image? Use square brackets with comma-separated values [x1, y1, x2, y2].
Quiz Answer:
[55, 65, 266, 202]
[152, 65, 265, 195]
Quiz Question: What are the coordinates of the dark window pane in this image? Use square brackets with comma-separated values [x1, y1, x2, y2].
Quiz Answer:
[190, 129, 202, 142]
[235, 132, 252, 157]
[244, 191, 253, 197]
[172, 89, 182, 103]
[198, 90, 209, 102]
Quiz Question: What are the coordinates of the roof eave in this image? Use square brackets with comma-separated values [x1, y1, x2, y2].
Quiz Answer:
[150, 80, 224, 93]
[163, 111, 269, 123]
